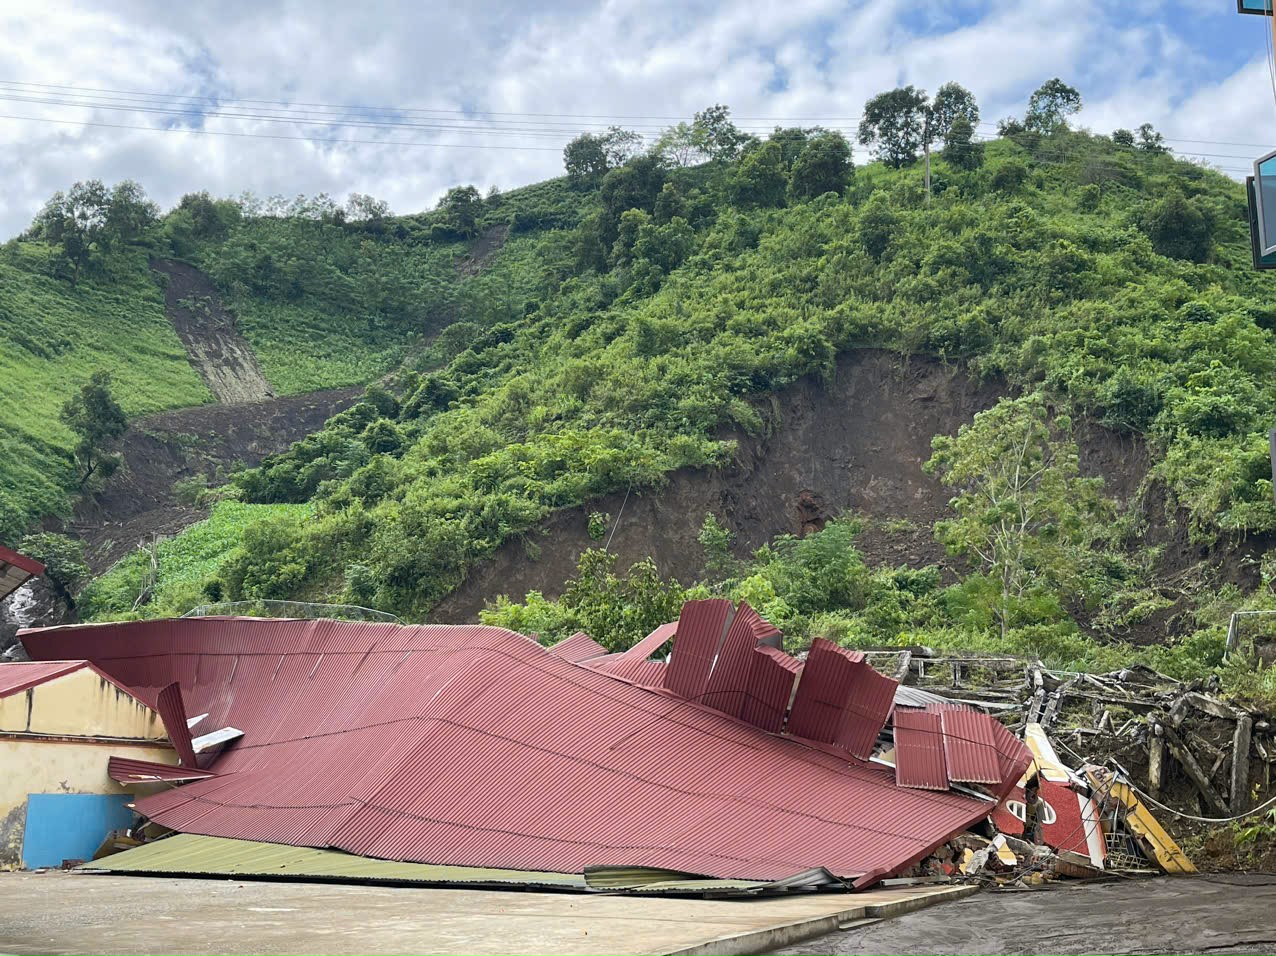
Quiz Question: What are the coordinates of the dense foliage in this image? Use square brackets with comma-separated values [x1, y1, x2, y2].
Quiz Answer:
[14, 82, 1276, 700]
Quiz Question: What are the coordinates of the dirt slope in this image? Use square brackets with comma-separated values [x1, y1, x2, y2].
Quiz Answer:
[431, 350, 1167, 625]
[431, 350, 1003, 621]
[66, 387, 360, 571]
[151, 258, 274, 404]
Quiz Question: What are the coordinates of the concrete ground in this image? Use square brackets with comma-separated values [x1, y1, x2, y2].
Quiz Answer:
[0, 871, 972, 956]
[780, 875, 1276, 955]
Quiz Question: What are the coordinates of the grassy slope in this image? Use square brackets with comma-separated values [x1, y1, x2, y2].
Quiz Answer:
[75, 136, 1276, 702]
[0, 244, 212, 540]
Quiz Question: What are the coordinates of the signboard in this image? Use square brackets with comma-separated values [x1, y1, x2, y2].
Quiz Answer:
[1248, 174, 1276, 269]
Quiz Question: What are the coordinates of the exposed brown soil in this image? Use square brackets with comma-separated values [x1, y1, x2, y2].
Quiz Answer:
[151, 258, 274, 404]
[64, 387, 360, 572]
[432, 350, 1007, 622]
[457, 224, 509, 277]
[430, 350, 1235, 633]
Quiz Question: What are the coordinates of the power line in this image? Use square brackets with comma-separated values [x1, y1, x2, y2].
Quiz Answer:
[0, 110, 565, 152]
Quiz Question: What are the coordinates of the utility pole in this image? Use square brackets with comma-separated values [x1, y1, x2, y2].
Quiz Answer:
[923, 112, 932, 203]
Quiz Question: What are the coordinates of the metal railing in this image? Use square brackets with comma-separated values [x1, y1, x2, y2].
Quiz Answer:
[182, 600, 400, 623]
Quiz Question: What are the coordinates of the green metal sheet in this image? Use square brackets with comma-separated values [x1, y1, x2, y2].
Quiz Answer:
[87, 834, 586, 890]
[85, 835, 834, 897]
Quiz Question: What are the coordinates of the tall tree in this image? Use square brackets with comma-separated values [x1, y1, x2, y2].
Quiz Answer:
[654, 121, 703, 167]
[788, 131, 853, 200]
[60, 370, 128, 488]
[31, 180, 110, 283]
[928, 82, 980, 143]
[563, 133, 610, 187]
[1024, 78, 1082, 133]
[942, 116, 984, 171]
[731, 139, 787, 207]
[601, 126, 645, 166]
[436, 185, 484, 237]
[925, 394, 1110, 639]
[1136, 122, 1168, 154]
[858, 86, 929, 168]
[692, 104, 750, 162]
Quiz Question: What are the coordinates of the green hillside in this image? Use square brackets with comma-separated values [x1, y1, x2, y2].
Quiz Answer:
[15, 82, 1276, 699]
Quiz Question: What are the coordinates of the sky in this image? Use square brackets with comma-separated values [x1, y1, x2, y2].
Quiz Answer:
[0, 0, 1274, 238]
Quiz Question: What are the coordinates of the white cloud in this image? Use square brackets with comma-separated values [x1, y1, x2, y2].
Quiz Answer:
[0, 1, 1269, 237]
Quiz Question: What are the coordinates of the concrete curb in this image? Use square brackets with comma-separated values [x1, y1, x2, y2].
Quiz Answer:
[666, 884, 980, 956]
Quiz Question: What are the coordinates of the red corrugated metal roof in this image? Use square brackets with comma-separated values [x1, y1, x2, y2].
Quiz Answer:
[23, 609, 1028, 886]
[740, 646, 801, 733]
[894, 709, 949, 790]
[108, 756, 216, 784]
[937, 708, 1002, 784]
[0, 660, 86, 698]
[663, 599, 731, 699]
[0, 545, 44, 604]
[834, 658, 898, 760]
[786, 640, 862, 743]
[548, 632, 608, 663]
[155, 682, 198, 766]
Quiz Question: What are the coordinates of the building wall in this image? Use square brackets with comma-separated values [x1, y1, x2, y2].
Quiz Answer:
[0, 667, 167, 739]
[0, 737, 176, 868]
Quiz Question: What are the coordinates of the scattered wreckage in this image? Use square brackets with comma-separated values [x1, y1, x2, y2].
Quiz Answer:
[8, 601, 1208, 894]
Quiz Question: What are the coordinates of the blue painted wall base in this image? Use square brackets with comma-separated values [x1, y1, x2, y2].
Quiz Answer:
[22, 793, 134, 869]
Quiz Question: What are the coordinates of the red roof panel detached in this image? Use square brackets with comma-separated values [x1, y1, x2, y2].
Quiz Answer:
[108, 756, 217, 785]
[0, 544, 44, 604]
[700, 603, 779, 718]
[155, 682, 198, 767]
[834, 660, 898, 760]
[786, 640, 863, 744]
[548, 632, 608, 663]
[894, 709, 949, 790]
[663, 600, 731, 700]
[23, 614, 1012, 886]
[740, 645, 801, 733]
[937, 707, 1002, 784]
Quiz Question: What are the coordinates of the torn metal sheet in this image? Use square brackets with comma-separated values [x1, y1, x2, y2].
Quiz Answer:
[894, 709, 948, 790]
[24, 605, 1029, 887]
[154, 683, 197, 767]
[936, 707, 1002, 785]
[108, 756, 217, 785]
[740, 645, 801, 734]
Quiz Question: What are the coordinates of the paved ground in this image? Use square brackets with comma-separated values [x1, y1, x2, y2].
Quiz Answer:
[780, 875, 1276, 955]
[0, 872, 970, 955]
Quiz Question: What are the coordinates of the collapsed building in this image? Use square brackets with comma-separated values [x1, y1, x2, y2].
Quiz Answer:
[8, 599, 1196, 891]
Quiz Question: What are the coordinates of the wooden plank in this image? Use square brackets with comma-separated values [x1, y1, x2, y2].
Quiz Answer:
[1162, 725, 1230, 816]
[1184, 692, 1244, 721]
[1231, 716, 1253, 815]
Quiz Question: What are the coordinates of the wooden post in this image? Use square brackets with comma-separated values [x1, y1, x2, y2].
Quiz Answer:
[1148, 729, 1165, 799]
[1231, 716, 1253, 815]
[1163, 725, 1230, 816]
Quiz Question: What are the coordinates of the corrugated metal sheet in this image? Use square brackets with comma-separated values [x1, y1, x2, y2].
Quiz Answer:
[618, 621, 677, 662]
[90, 833, 586, 890]
[894, 685, 950, 709]
[937, 708, 1002, 784]
[894, 710, 949, 790]
[108, 756, 216, 784]
[548, 632, 607, 663]
[24, 611, 1027, 886]
[663, 600, 731, 699]
[154, 683, 197, 767]
[700, 603, 776, 718]
[0, 660, 85, 698]
[0, 544, 43, 603]
[786, 640, 862, 743]
[740, 646, 801, 733]
[835, 659, 898, 760]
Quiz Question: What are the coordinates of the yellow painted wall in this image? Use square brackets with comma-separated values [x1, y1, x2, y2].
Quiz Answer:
[0, 667, 167, 739]
[0, 668, 176, 867]
[0, 737, 175, 868]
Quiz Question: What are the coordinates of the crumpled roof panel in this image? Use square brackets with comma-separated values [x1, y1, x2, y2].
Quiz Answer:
[23, 606, 1029, 886]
